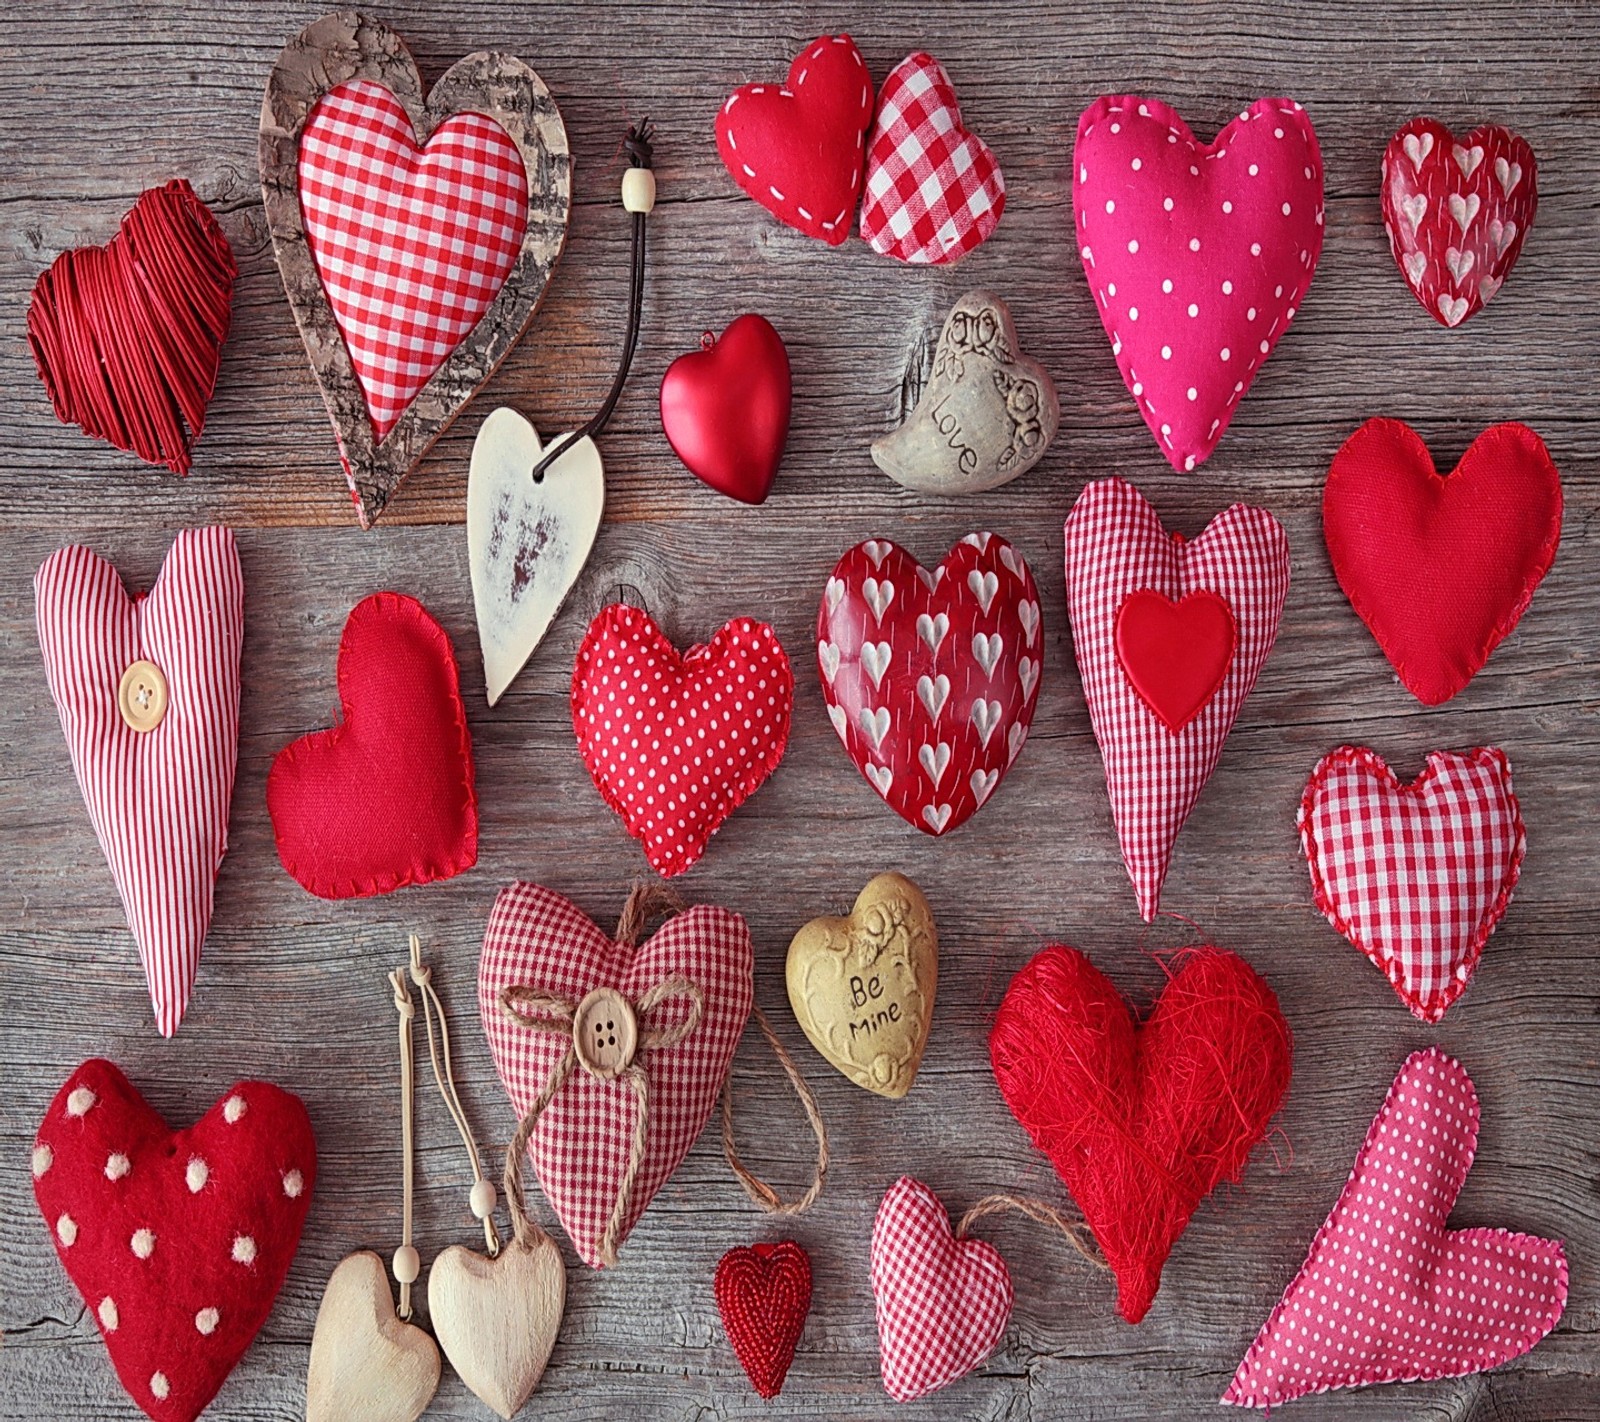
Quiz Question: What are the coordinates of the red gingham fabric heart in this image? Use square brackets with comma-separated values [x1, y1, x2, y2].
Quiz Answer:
[34, 528, 243, 1037]
[479, 882, 753, 1268]
[1225, 1048, 1567, 1408]
[1299, 746, 1525, 1023]
[32, 1059, 315, 1422]
[298, 78, 528, 439]
[715, 1240, 812, 1399]
[571, 605, 793, 878]
[1064, 479, 1289, 920]
[871, 1177, 1013, 1402]
[859, 52, 1005, 264]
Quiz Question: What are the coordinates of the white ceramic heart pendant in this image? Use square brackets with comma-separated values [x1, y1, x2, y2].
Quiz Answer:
[307, 1251, 441, 1422]
[468, 407, 604, 705]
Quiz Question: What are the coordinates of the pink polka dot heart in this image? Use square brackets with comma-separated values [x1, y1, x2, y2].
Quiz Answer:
[1074, 95, 1324, 472]
[571, 604, 794, 878]
[1224, 1047, 1567, 1409]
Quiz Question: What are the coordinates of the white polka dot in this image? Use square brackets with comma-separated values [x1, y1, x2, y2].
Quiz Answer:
[1132, 382, 1144, 396]
[1160, 345, 1172, 360]
[66, 1087, 96, 1118]
[32, 1145, 52, 1178]
[1079, 165, 1087, 183]
[232, 1236, 257, 1265]
[1163, 196, 1174, 211]
[1127, 239, 1139, 253]
[1260, 339, 1271, 353]
[1251, 242, 1262, 256]
[1105, 198, 1116, 213]
[1184, 456, 1196, 471]
[1186, 387, 1198, 401]
[1128, 307, 1139, 321]
[1222, 280, 1233, 295]
[1131, 157, 1142, 170]
[105, 1153, 130, 1182]
[1221, 348, 1231, 361]
[132, 1229, 155, 1260]
[98, 1297, 119, 1331]
[1162, 279, 1173, 293]
[283, 1169, 304, 1199]
[1189, 237, 1201, 251]
[151, 1374, 170, 1401]
[1282, 202, 1292, 215]
[56, 1214, 77, 1246]
[1107, 282, 1117, 296]
[196, 1308, 219, 1336]
[1222, 200, 1233, 213]
[1187, 303, 1199, 318]
[223, 1095, 246, 1125]
[1247, 307, 1258, 320]
[186, 1158, 209, 1193]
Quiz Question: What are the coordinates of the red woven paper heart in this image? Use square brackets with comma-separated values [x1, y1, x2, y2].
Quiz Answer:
[715, 34, 874, 245]
[267, 592, 477, 898]
[1074, 95, 1324, 471]
[715, 1241, 812, 1399]
[32, 1059, 315, 1422]
[1324, 418, 1561, 706]
[1299, 746, 1525, 1022]
[571, 604, 793, 878]
[859, 52, 1005, 264]
[1065, 479, 1289, 920]
[872, 1176, 1013, 1402]
[479, 882, 753, 1268]
[991, 945, 1291, 1324]
[1382, 118, 1537, 328]
[1114, 590, 1236, 734]
[1225, 1048, 1566, 1408]
[818, 534, 1042, 837]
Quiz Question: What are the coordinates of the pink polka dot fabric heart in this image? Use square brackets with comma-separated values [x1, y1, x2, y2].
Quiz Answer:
[1225, 1048, 1567, 1409]
[1074, 96, 1324, 471]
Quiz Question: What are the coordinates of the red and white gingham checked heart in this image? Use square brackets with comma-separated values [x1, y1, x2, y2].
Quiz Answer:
[872, 1177, 1013, 1403]
[1064, 479, 1289, 920]
[299, 78, 528, 440]
[859, 52, 1005, 264]
[1299, 746, 1525, 1023]
[35, 528, 243, 1037]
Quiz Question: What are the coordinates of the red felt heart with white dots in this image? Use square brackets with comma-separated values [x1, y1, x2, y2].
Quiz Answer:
[31, 1059, 315, 1422]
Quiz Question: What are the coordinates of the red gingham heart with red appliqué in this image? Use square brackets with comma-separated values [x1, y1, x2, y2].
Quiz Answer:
[1299, 746, 1525, 1023]
[859, 53, 1005, 264]
[298, 78, 528, 440]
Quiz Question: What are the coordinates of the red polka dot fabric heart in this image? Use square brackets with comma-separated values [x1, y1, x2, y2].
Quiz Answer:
[1074, 95, 1324, 471]
[872, 1176, 1013, 1402]
[1064, 478, 1290, 920]
[859, 52, 1005, 264]
[818, 534, 1042, 837]
[1324, 418, 1562, 706]
[1382, 118, 1537, 328]
[1299, 746, 1525, 1023]
[715, 1240, 812, 1399]
[1225, 1048, 1567, 1409]
[31, 1059, 315, 1422]
[715, 34, 874, 246]
[571, 605, 793, 878]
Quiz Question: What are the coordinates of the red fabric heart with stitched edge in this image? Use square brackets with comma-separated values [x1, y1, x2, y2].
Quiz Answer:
[1114, 590, 1236, 733]
[715, 1241, 812, 1399]
[715, 34, 874, 245]
[1323, 418, 1562, 706]
[31, 1059, 315, 1422]
[571, 604, 793, 878]
[267, 591, 477, 897]
[991, 945, 1291, 1324]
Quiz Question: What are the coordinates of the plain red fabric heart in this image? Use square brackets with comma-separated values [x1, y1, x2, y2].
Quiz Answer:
[990, 945, 1291, 1324]
[715, 34, 874, 245]
[1323, 418, 1562, 706]
[1114, 590, 1236, 733]
[571, 604, 793, 877]
[32, 1059, 315, 1422]
[715, 1241, 812, 1399]
[659, 314, 791, 504]
[267, 591, 478, 897]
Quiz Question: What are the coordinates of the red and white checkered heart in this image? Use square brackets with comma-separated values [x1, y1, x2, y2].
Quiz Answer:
[1299, 746, 1525, 1023]
[818, 534, 1043, 837]
[859, 52, 1005, 264]
[1064, 479, 1289, 920]
[871, 1177, 1013, 1403]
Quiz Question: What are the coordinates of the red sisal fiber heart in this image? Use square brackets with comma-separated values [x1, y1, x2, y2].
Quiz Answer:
[28, 179, 236, 476]
[715, 1240, 812, 1399]
[32, 1059, 315, 1422]
[990, 944, 1291, 1324]
[1323, 418, 1561, 706]
[1114, 590, 1236, 734]
[267, 592, 477, 897]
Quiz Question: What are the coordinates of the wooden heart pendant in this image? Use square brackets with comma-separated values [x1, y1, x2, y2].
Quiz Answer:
[786, 873, 938, 1099]
[260, 11, 571, 526]
[306, 1252, 441, 1422]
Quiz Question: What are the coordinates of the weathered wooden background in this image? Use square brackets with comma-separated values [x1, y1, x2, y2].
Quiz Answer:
[2, 3, 1597, 1418]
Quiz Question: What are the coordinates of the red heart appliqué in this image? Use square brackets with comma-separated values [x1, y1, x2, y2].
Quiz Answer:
[1323, 418, 1561, 706]
[1299, 746, 1525, 1022]
[991, 945, 1291, 1324]
[715, 34, 874, 245]
[32, 1059, 315, 1422]
[1114, 590, 1236, 734]
[818, 534, 1042, 837]
[1074, 95, 1324, 471]
[1382, 118, 1537, 328]
[715, 1241, 812, 1399]
[267, 592, 478, 898]
[571, 605, 793, 878]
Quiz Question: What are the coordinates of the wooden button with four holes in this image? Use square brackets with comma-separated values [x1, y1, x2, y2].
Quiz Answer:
[572, 987, 637, 1078]
[117, 660, 168, 733]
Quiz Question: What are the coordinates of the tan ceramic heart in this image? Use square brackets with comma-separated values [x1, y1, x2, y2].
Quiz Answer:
[306, 1251, 441, 1422]
[786, 873, 938, 1099]
[428, 1233, 566, 1419]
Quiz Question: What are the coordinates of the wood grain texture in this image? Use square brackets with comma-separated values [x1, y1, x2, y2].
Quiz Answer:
[1, 2, 1597, 1419]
